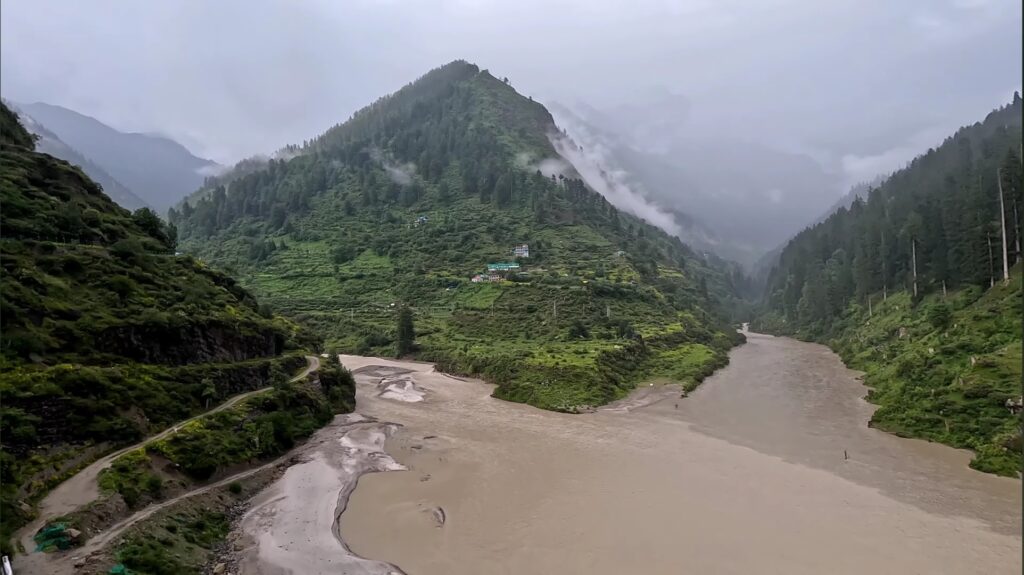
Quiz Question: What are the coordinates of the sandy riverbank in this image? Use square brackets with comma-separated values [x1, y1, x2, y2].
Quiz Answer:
[233, 413, 405, 575]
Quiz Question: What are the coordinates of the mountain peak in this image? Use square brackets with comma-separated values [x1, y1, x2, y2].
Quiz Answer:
[173, 61, 745, 412]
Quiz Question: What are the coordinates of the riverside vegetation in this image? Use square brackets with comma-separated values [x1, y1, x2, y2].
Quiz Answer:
[174, 60, 747, 412]
[0, 102, 354, 556]
[79, 362, 356, 574]
[756, 96, 1023, 475]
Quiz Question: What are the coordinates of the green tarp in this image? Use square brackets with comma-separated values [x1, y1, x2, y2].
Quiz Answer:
[33, 523, 72, 552]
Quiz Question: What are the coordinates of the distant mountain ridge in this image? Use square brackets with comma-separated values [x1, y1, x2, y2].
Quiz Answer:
[549, 100, 844, 267]
[16, 102, 219, 212]
[10, 104, 150, 210]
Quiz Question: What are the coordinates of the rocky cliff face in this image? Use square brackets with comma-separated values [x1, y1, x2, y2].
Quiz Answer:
[99, 323, 285, 365]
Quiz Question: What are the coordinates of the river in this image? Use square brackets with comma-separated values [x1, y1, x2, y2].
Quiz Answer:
[240, 333, 1022, 574]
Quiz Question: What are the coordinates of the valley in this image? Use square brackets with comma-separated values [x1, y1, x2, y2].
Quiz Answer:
[0, 17, 1020, 572]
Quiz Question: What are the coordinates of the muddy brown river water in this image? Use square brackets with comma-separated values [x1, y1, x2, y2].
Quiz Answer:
[243, 333, 1022, 574]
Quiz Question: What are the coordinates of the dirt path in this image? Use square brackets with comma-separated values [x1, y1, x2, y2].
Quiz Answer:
[11, 355, 319, 570]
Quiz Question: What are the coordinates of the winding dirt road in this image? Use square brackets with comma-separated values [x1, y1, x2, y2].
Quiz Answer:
[11, 355, 320, 573]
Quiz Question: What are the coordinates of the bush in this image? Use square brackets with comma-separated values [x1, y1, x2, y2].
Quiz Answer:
[567, 320, 590, 340]
[928, 303, 952, 331]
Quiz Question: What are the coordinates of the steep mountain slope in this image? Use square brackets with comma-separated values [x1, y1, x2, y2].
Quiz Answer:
[17, 102, 219, 212]
[756, 95, 1023, 475]
[10, 106, 149, 211]
[543, 103, 726, 258]
[176, 60, 746, 411]
[0, 103, 340, 555]
[550, 100, 843, 267]
[751, 179, 887, 287]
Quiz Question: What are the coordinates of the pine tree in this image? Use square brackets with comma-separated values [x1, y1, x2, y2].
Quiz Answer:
[396, 306, 415, 357]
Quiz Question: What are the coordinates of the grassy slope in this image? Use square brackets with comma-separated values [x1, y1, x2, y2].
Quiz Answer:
[761, 267, 1021, 475]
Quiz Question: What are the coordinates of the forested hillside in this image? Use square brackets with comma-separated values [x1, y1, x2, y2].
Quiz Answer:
[757, 95, 1022, 475]
[175, 60, 746, 411]
[12, 106, 150, 211]
[0, 103, 335, 554]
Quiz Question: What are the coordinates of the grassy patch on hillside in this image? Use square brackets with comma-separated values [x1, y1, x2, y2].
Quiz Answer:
[819, 269, 1022, 476]
[97, 375, 352, 508]
[641, 344, 722, 392]
[115, 507, 230, 575]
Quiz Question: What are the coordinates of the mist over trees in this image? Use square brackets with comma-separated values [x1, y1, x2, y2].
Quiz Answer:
[761, 95, 1023, 335]
[171, 62, 721, 290]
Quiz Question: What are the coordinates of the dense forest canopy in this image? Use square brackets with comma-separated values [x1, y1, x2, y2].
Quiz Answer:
[762, 94, 1022, 332]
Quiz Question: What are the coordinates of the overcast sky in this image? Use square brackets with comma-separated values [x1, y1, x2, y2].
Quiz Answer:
[2, 0, 1021, 189]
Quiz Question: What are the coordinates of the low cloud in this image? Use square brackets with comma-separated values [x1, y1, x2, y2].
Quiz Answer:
[515, 151, 573, 179]
[838, 123, 968, 190]
[549, 115, 681, 237]
[369, 147, 416, 186]
[272, 146, 303, 161]
[195, 163, 229, 177]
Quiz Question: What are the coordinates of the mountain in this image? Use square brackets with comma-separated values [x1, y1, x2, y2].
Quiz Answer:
[16, 102, 220, 212]
[11, 105, 149, 211]
[755, 95, 1023, 475]
[175, 60, 747, 412]
[814, 180, 876, 224]
[751, 177, 889, 286]
[0, 102, 345, 555]
[549, 100, 844, 267]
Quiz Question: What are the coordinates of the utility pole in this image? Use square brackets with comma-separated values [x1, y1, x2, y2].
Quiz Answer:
[911, 237, 918, 298]
[606, 304, 611, 319]
[1013, 198, 1021, 265]
[997, 168, 1010, 283]
[987, 233, 995, 288]
[868, 294, 872, 317]
[880, 229, 887, 301]
[552, 301, 557, 320]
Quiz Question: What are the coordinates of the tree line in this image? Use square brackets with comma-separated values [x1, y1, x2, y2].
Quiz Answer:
[762, 95, 1022, 334]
